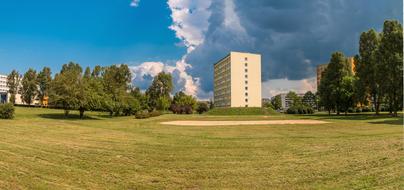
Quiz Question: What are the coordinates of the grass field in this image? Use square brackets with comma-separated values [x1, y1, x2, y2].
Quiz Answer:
[0, 107, 402, 189]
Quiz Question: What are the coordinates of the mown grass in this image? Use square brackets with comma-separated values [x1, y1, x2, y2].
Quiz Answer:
[0, 107, 402, 189]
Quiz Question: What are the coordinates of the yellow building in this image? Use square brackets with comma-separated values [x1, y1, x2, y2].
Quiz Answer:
[316, 57, 356, 89]
[214, 52, 262, 107]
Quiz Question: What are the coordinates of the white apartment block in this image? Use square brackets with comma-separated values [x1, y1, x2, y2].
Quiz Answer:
[0, 73, 38, 105]
[280, 93, 305, 110]
[214, 52, 262, 108]
[0, 74, 8, 103]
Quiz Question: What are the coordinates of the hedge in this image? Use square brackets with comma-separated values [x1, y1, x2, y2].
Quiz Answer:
[0, 103, 15, 119]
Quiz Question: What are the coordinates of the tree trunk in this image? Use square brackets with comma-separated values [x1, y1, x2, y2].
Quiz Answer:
[79, 108, 85, 119]
[64, 110, 69, 117]
[373, 94, 379, 115]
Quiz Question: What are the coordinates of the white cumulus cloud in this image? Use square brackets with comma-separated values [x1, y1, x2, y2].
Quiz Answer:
[130, 0, 140, 7]
[262, 77, 317, 98]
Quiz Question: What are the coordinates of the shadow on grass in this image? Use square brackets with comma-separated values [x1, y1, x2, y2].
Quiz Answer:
[369, 119, 403, 125]
[38, 113, 101, 120]
[311, 113, 403, 125]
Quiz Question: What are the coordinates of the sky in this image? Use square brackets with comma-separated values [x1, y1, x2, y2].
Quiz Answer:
[0, 0, 402, 98]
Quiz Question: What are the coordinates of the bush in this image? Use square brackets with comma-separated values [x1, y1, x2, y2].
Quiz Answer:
[135, 110, 162, 119]
[355, 108, 362, 113]
[135, 110, 150, 119]
[0, 103, 15, 119]
[347, 108, 355, 113]
[149, 110, 162, 117]
[196, 102, 209, 114]
[286, 105, 315, 115]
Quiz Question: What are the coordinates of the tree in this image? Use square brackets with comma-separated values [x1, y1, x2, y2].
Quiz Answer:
[318, 52, 353, 115]
[378, 20, 403, 116]
[170, 91, 197, 114]
[270, 95, 282, 110]
[340, 76, 355, 115]
[130, 87, 149, 111]
[286, 91, 302, 107]
[21, 68, 38, 105]
[146, 72, 173, 109]
[356, 29, 382, 114]
[318, 69, 334, 115]
[37, 67, 52, 107]
[156, 96, 171, 111]
[302, 91, 316, 108]
[84, 67, 91, 79]
[6, 70, 21, 104]
[49, 62, 83, 116]
[102, 65, 132, 116]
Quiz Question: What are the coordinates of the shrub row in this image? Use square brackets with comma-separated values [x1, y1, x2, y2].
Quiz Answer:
[286, 106, 315, 114]
[0, 103, 15, 119]
[135, 110, 162, 119]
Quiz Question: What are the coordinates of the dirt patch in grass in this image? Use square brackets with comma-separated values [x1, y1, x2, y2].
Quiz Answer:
[161, 120, 330, 126]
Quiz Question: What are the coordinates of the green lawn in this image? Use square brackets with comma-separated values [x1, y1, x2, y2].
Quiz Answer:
[0, 107, 402, 189]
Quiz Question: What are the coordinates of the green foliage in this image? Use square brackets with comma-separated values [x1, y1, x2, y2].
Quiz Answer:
[36, 67, 52, 106]
[146, 72, 173, 109]
[286, 105, 314, 115]
[270, 95, 282, 110]
[302, 91, 316, 108]
[377, 20, 403, 116]
[286, 91, 302, 107]
[356, 29, 381, 113]
[49, 62, 83, 116]
[318, 52, 354, 115]
[21, 68, 38, 105]
[135, 110, 162, 119]
[170, 91, 197, 114]
[196, 102, 209, 114]
[6, 70, 21, 104]
[0, 103, 15, 119]
[102, 65, 133, 116]
[339, 76, 356, 115]
[206, 107, 277, 115]
[156, 96, 171, 111]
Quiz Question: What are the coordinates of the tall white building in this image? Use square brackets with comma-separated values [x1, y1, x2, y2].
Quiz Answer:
[214, 52, 262, 107]
[0, 74, 8, 103]
[280, 93, 305, 110]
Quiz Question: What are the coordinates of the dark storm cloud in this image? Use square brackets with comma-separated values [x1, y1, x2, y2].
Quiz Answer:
[185, 0, 403, 92]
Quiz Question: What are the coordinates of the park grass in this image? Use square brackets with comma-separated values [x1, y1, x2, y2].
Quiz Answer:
[0, 107, 402, 189]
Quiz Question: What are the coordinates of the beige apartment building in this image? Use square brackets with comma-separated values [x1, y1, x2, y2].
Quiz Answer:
[214, 52, 262, 107]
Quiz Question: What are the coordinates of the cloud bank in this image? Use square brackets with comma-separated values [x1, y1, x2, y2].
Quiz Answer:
[130, 0, 402, 98]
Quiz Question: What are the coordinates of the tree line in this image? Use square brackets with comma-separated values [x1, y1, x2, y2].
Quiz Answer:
[6, 63, 209, 118]
[318, 20, 403, 116]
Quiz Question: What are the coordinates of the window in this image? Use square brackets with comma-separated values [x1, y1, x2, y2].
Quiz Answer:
[245, 69, 248, 72]
[245, 75, 248, 78]
[245, 81, 248, 85]
[245, 87, 248, 90]
[245, 63, 248, 67]
[245, 57, 248, 61]
[245, 99, 248, 102]
[245, 92, 248, 96]
[245, 105, 248, 107]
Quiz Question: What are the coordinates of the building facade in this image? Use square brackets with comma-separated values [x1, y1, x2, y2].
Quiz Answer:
[0, 74, 8, 103]
[280, 93, 305, 110]
[214, 52, 262, 108]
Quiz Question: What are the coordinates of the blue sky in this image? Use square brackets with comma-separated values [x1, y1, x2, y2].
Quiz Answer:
[0, 0, 184, 75]
[0, 0, 402, 98]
